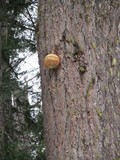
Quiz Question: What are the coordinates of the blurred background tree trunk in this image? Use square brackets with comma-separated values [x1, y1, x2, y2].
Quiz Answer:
[0, 22, 5, 160]
[37, 0, 120, 160]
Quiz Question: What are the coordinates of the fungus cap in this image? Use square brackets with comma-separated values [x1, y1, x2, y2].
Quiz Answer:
[44, 54, 60, 69]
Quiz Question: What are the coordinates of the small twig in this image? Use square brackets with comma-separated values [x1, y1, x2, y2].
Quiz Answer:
[25, 7, 35, 29]
[4, 131, 13, 143]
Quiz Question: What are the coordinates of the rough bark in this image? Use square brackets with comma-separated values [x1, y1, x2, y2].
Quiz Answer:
[37, 0, 120, 160]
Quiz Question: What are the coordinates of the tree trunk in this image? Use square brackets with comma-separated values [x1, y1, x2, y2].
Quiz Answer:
[37, 1, 120, 160]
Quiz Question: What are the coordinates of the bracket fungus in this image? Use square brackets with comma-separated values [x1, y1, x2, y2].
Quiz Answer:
[44, 54, 60, 69]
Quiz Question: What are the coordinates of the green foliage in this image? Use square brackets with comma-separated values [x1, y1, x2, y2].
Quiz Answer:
[0, 0, 46, 159]
[5, 142, 32, 160]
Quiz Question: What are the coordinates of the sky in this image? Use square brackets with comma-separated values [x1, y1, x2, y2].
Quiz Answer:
[18, 51, 40, 104]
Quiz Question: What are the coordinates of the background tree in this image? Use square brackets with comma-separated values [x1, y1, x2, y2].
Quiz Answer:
[0, 0, 45, 159]
[0, 22, 5, 160]
[37, 0, 120, 160]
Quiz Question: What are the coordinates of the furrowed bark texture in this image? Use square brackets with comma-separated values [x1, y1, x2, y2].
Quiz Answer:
[38, 1, 120, 160]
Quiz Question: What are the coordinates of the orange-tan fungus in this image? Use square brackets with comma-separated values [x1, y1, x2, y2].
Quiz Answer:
[44, 54, 60, 69]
